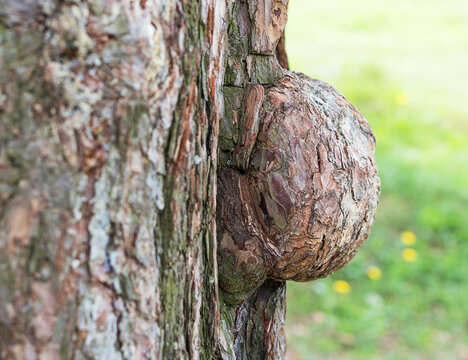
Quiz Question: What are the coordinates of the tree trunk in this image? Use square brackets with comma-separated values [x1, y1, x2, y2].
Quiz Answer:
[0, 0, 380, 359]
[0, 0, 288, 358]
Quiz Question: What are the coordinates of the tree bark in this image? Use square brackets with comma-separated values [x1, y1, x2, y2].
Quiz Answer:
[0, 0, 226, 358]
[0, 0, 285, 358]
[0, 0, 379, 359]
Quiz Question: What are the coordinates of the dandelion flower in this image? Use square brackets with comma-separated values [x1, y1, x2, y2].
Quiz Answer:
[367, 266, 382, 280]
[333, 280, 351, 294]
[395, 92, 409, 106]
[402, 248, 418, 262]
[401, 231, 416, 245]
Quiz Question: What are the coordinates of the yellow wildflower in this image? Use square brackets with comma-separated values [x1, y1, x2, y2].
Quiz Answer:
[395, 92, 409, 106]
[367, 266, 382, 280]
[402, 248, 418, 262]
[333, 280, 351, 294]
[401, 231, 417, 245]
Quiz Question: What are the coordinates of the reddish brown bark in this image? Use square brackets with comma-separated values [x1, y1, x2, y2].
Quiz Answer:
[218, 73, 380, 303]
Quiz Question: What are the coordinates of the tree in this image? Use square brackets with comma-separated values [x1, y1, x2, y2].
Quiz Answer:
[0, 1, 379, 359]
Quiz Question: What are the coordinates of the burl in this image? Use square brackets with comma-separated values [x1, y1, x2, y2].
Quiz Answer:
[218, 72, 380, 305]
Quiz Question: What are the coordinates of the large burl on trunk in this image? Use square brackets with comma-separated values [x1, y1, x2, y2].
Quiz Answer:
[0, 0, 379, 359]
[217, 3, 379, 358]
[217, 73, 380, 304]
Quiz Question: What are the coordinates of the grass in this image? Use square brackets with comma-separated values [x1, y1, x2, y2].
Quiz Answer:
[284, 1, 468, 359]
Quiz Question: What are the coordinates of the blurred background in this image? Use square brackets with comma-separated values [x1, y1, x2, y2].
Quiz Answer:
[284, 0, 468, 359]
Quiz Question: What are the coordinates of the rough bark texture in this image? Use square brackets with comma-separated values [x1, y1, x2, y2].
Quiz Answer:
[215, 1, 296, 359]
[218, 73, 380, 303]
[0, 0, 379, 359]
[232, 280, 286, 360]
[0, 0, 226, 358]
[217, 0, 379, 358]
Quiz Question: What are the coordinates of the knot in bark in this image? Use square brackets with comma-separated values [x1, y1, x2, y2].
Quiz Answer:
[218, 72, 380, 305]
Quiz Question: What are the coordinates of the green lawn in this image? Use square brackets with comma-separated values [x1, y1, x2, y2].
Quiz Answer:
[285, 1, 468, 359]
